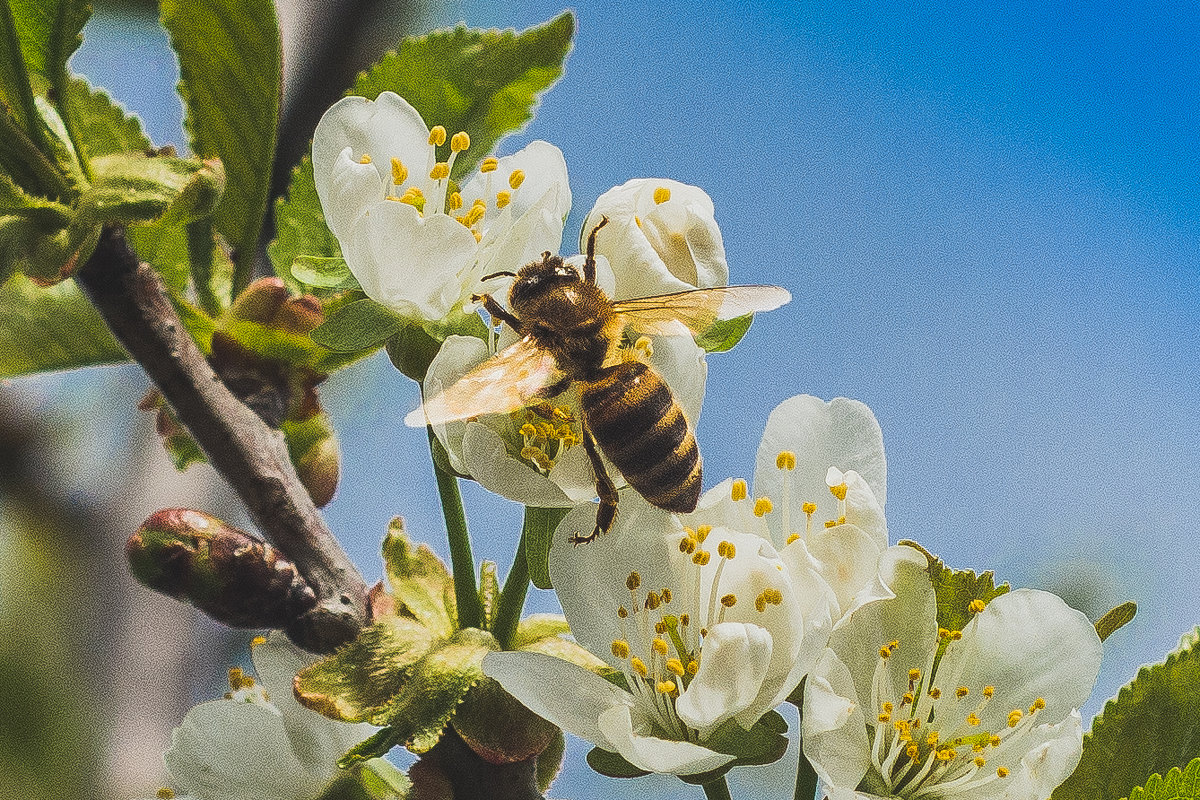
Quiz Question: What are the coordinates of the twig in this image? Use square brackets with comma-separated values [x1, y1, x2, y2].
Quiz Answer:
[76, 225, 367, 653]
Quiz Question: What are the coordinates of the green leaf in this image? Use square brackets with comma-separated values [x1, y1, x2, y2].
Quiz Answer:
[695, 313, 753, 353]
[268, 154, 341, 294]
[1124, 757, 1200, 800]
[586, 747, 650, 779]
[63, 77, 152, 161]
[0, 275, 126, 377]
[523, 506, 568, 590]
[356, 758, 412, 800]
[290, 255, 356, 290]
[1052, 629, 1200, 800]
[535, 730, 566, 794]
[124, 218, 196, 295]
[311, 297, 404, 352]
[0, 0, 45, 142]
[900, 540, 1010, 633]
[1096, 601, 1138, 642]
[7, 0, 89, 94]
[452, 675, 560, 764]
[294, 615, 436, 723]
[351, 12, 575, 179]
[372, 627, 498, 754]
[677, 711, 790, 785]
[161, 0, 281, 292]
[84, 153, 225, 225]
[382, 518, 457, 636]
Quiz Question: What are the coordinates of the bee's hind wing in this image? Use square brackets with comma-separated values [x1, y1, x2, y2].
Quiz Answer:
[404, 336, 564, 427]
[613, 285, 791, 336]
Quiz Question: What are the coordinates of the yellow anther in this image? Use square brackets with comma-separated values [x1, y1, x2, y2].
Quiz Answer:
[878, 712, 892, 723]
[645, 592, 661, 611]
[775, 450, 797, 470]
[929, 688, 942, 700]
[956, 686, 970, 699]
[480, 156, 499, 173]
[927, 732, 940, 747]
[428, 125, 447, 146]
[909, 668, 922, 682]
[983, 685, 995, 698]
[801, 501, 818, 514]
[520, 423, 538, 438]
[786, 533, 801, 545]
[666, 658, 685, 676]
[989, 735, 1001, 747]
[686, 660, 699, 674]
[521, 446, 552, 471]
[657, 680, 676, 694]
[950, 630, 963, 640]
[631, 657, 648, 677]
[882, 702, 894, 713]
[626, 572, 642, 590]
[695, 525, 712, 542]
[611, 640, 631, 659]
[652, 637, 669, 656]
[157, 790, 176, 800]
[429, 162, 449, 180]
[654, 621, 666, 635]
[939, 627, 951, 639]
[358, 154, 372, 164]
[906, 744, 920, 760]
[889, 639, 899, 649]
[662, 589, 673, 603]
[1008, 709, 1024, 727]
[717, 540, 736, 559]
[448, 191, 463, 212]
[617, 606, 629, 619]
[680, 614, 690, 627]
[508, 169, 526, 190]
[824, 519, 838, 528]
[653, 186, 672, 204]
[880, 645, 893, 659]
[829, 482, 848, 500]
[756, 595, 767, 612]
[973, 744, 984, 753]
[495, 190, 511, 208]
[765, 588, 782, 604]
[228, 667, 245, 690]
[754, 497, 774, 517]
[974, 756, 986, 768]
[451, 131, 470, 152]
[967, 713, 981, 727]
[731, 479, 748, 501]
[679, 536, 696, 554]
[902, 692, 915, 705]
[693, 550, 711, 566]
[720, 593, 738, 608]
[969, 599, 987, 614]
[250, 635, 266, 647]
[997, 767, 1010, 778]
[1031, 697, 1046, 712]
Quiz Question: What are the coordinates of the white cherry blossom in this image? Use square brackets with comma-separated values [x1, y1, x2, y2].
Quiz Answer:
[484, 495, 831, 776]
[311, 91, 571, 321]
[803, 546, 1103, 800]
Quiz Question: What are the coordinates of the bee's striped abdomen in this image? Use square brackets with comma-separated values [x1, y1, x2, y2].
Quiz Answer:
[581, 361, 701, 513]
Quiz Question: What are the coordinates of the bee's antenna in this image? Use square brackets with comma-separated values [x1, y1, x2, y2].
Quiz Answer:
[583, 215, 609, 284]
[482, 270, 517, 281]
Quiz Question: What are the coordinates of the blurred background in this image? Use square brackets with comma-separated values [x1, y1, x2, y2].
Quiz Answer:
[1, 0, 1197, 798]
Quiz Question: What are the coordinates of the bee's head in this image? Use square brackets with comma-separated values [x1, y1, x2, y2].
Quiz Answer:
[497, 252, 580, 309]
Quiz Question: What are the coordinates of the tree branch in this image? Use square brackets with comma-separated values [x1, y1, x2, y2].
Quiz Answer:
[76, 225, 367, 652]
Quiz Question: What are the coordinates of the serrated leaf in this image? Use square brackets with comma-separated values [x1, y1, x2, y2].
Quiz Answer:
[268, 154, 341, 294]
[1096, 601, 1138, 642]
[0, 274, 126, 377]
[695, 313, 753, 353]
[7, 0, 88, 93]
[383, 519, 457, 636]
[1053, 632, 1200, 800]
[373, 627, 498, 753]
[311, 297, 403, 352]
[124, 218, 197, 295]
[900, 540, 1010, 632]
[294, 615, 436, 722]
[1124, 757, 1200, 800]
[586, 747, 650, 779]
[162, 0, 280, 291]
[63, 77, 152, 161]
[0, 2, 39, 138]
[351, 12, 575, 179]
[524, 506, 568, 590]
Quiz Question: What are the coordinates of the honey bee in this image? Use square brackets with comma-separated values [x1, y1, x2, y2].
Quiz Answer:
[404, 217, 790, 542]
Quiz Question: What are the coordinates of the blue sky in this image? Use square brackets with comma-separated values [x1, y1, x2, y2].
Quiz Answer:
[69, 2, 1199, 796]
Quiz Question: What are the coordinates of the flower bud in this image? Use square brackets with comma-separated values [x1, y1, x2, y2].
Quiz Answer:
[127, 508, 316, 628]
[227, 277, 290, 323]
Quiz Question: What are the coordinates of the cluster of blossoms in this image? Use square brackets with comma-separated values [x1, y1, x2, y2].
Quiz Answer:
[158, 89, 1104, 800]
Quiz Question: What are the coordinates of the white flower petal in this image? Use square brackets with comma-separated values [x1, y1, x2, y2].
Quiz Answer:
[344, 203, 477, 318]
[1004, 711, 1085, 800]
[482, 651, 633, 748]
[596, 704, 735, 776]
[804, 522, 886, 618]
[643, 332, 707, 427]
[802, 649, 871, 793]
[322, 147, 384, 237]
[675, 622, 772, 733]
[463, 140, 571, 225]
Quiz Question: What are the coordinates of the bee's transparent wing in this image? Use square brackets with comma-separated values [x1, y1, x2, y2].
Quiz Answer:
[404, 336, 564, 427]
[613, 285, 792, 336]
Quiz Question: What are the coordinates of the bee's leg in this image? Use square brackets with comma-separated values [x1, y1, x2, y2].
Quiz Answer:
[570, 426, 618, 544]
[525, 376, 575, 421]
[582, 215, 609, 285]
[471, 292, 522, 332]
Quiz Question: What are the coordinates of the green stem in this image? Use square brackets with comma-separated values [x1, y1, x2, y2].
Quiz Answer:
[701, 776, 733, 800]
[492, 521, 530, 649]
[428, 428, 483, 630]
[794, 748, 818, 800]
[187, 217, 221, 316]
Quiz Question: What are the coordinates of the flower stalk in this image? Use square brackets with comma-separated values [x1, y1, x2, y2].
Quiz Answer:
[428, 427, 484, 630]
